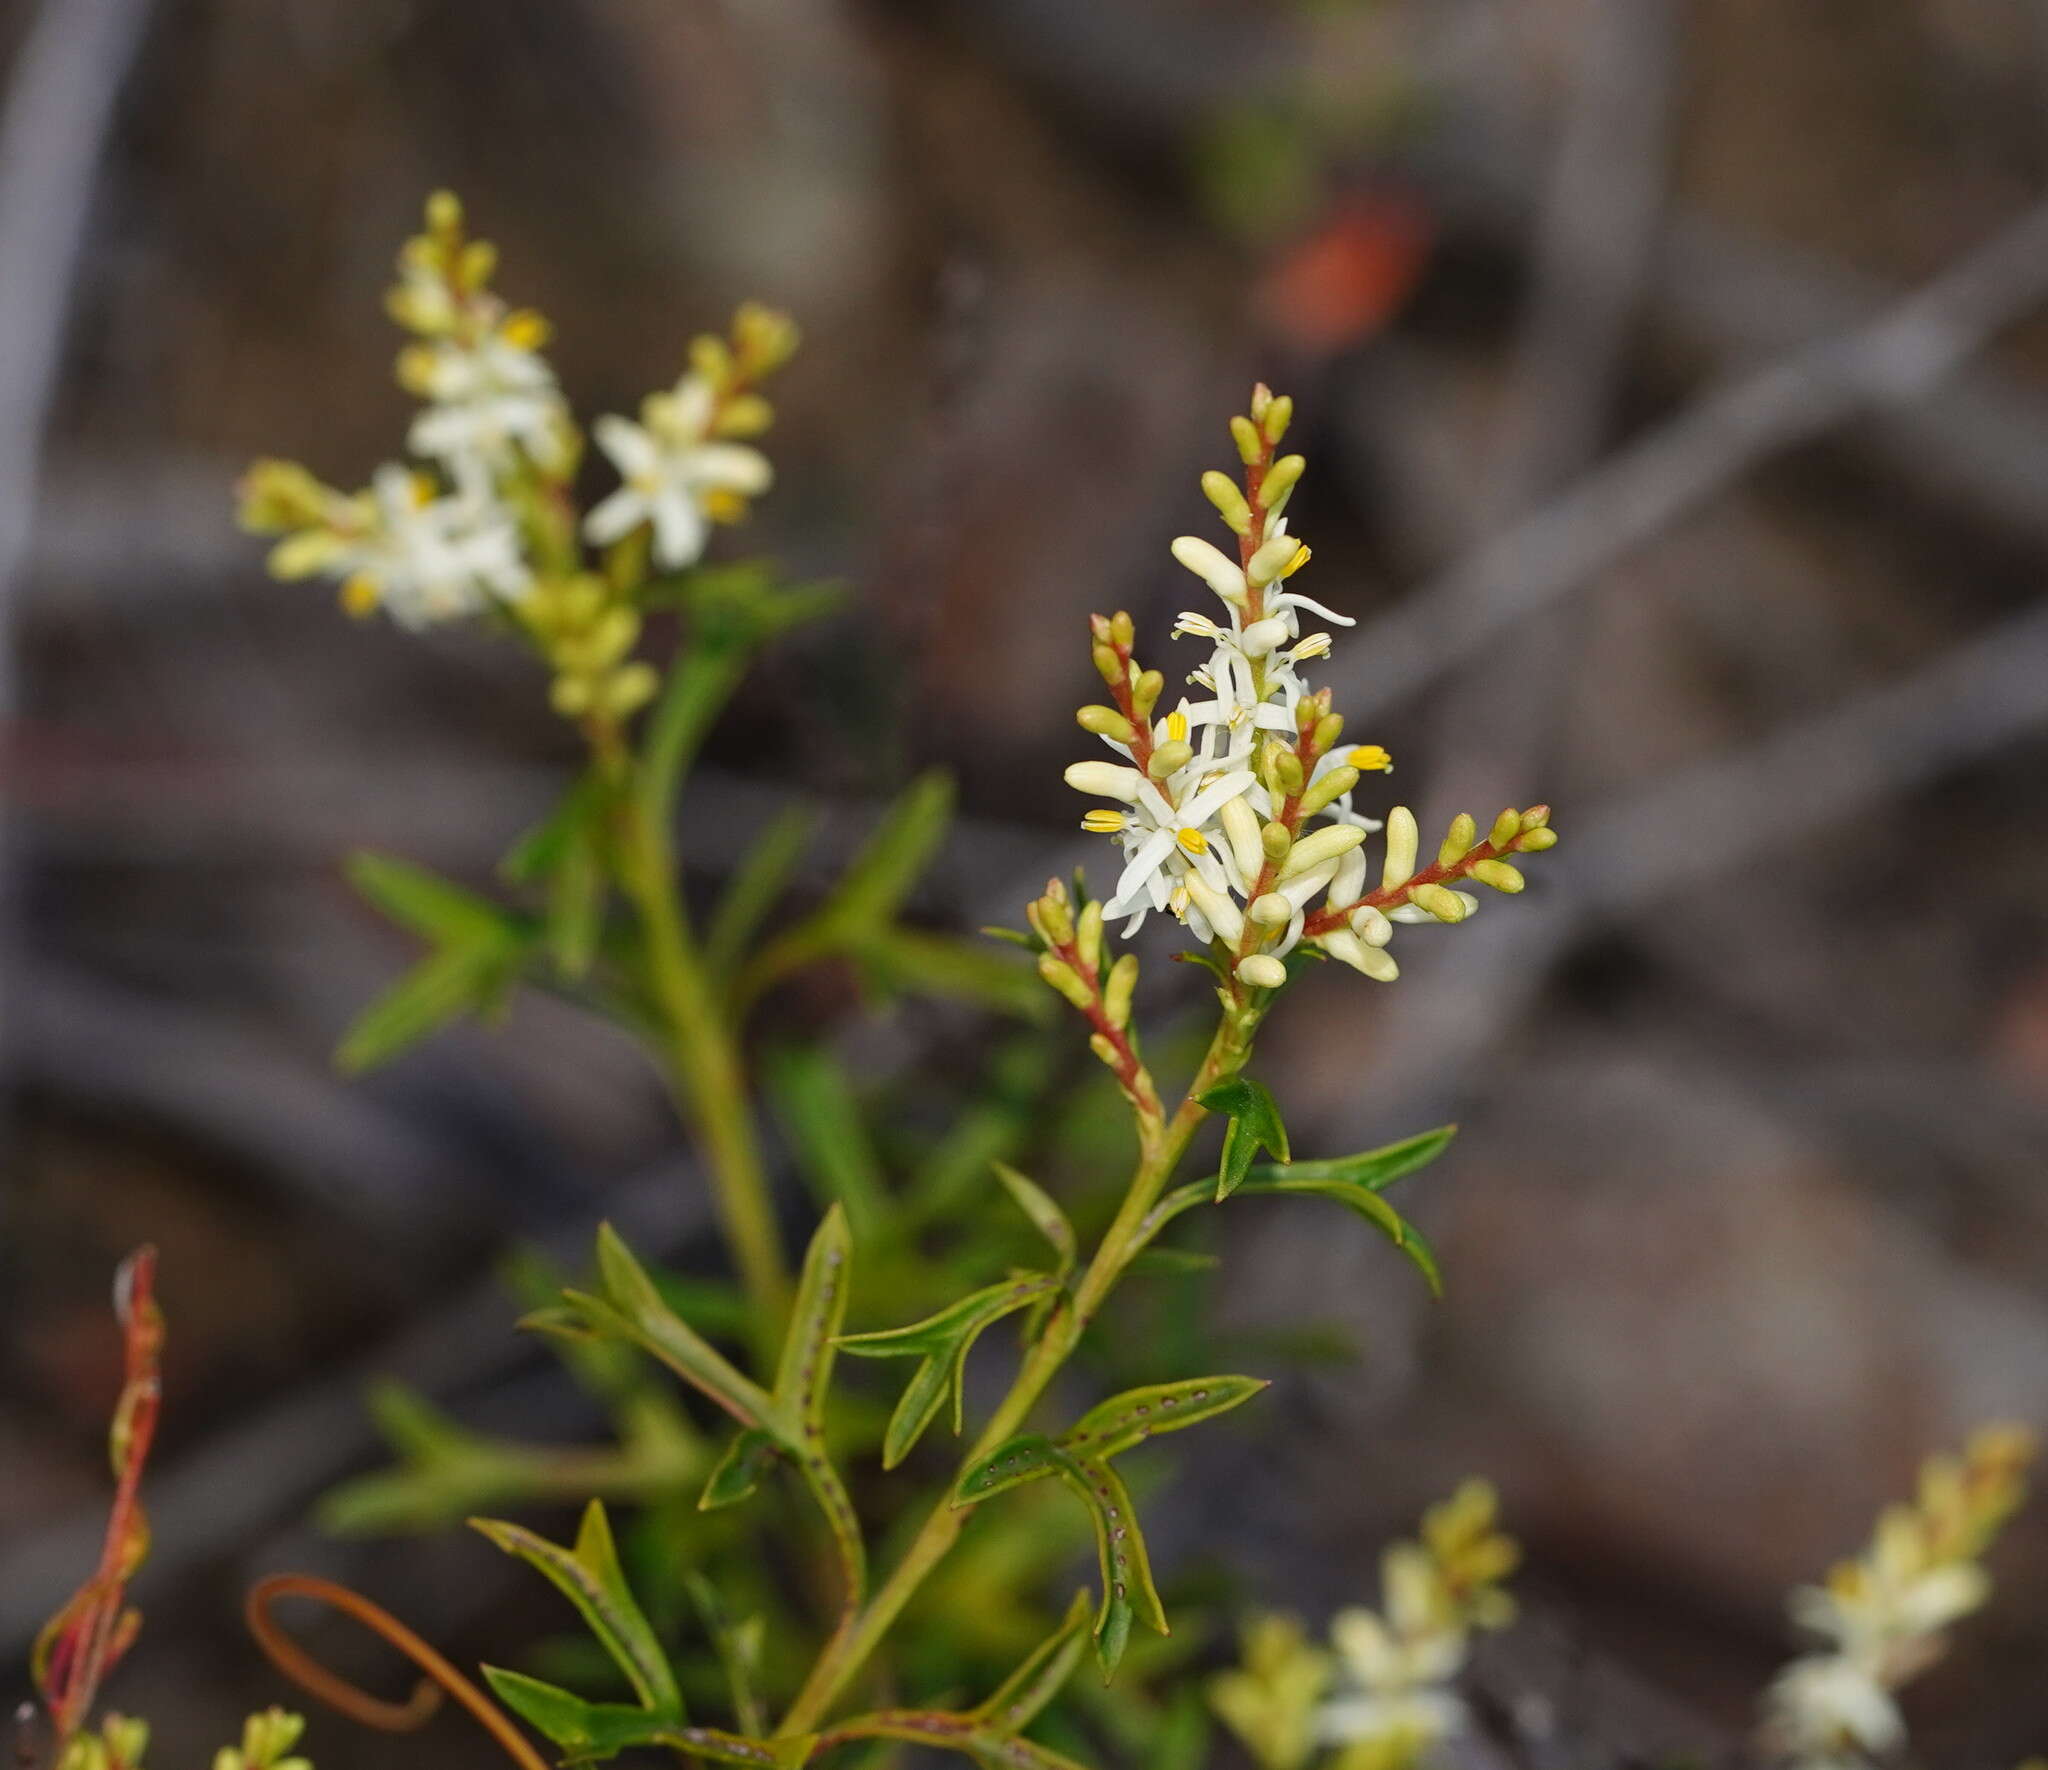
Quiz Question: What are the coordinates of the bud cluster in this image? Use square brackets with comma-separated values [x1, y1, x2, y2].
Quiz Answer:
[1766, 1424, 2034, 1770]
[1063, 388, 1557, 998]
[1025, 876, 1161, 1126]
[236, 193, 797, 732]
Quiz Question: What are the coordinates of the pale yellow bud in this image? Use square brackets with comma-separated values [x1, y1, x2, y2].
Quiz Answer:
[1201, 470, 1254, 536]
[1103, 952, 1139, 1028]
[1077, 704, 1135, 745]
[1065, 760, 1144, 802]
[1076, 900, 1105, 972]
[1489, 808, 1522, 850]
[1410, 883, 1467, 924]
[1249, 892, 1292, 927]
[1323, 928, 1397, 982]
[1230, 414, 1263, 465]
[1261, 821, 1293, 863]
[1439, 813, 1477, 867]
[1279, 823, 1365, 879]
[1184, 874, 1244, 943]
[1038, 954, 1095, 1011]
[1350, 904, 1393, 946]
[1470, 858, 1524, 893]
[1220, 796, 1264, 885]
[1382, 806, 1418, 890]
[1246, 534, 1300, 586]
[1300, 765, 1359, 815]
[1261, 453, 1306, 508]
[1262, 393, 1294, 444]
[1517, 826, 1559, 852]
[1236, 954, 1288, 990]
[1148, 738, 1193, 779]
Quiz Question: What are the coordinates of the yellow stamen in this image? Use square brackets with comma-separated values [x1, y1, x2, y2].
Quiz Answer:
[1165, 709, 1189, 743]
[1282, 542, 1312, 577]
[1081, 810, 1126, 834]
[1176, 827, 1208, 855]
[407, 472, 436, 508]
[500, 308, 552, 351]
[703, 489, 748, 524]
[1349, 744, 1394, 773]
[340, 574, 380, 619]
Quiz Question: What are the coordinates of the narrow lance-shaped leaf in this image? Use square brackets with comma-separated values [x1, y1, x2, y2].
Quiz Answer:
[347, 851, 512, 946]
[549, 1223, 773, 1428]
[838, 1276, 1058, 1361]
[955, 1433, 1065, 1506]
[705, 804, 814, 984]
[698, 1427, 782, 1512]
[992, 1162, 1075, 1275]
[971, 1588, 1094, 1735]
[1196, 1075, 1290, 1200]
[1056, 1453, 1167, 1678]
[480, 1669, 678, 1765]
[772, 1208, 866, 1610]
[470, 1502, 679, 1715]
[645, 1727, 817, 1769]
[1059, 1376, 1268, 1460]
[336, 940, 511, 1075]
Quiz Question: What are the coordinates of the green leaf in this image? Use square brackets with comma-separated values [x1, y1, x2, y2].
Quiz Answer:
[765, 1049, 890, 1246]
[470, 1501, 679, 1715]
[1054, 1454, 1166, 1677]
[335, 940, 508, 1074]
[851, 927, 1047, 1020]
[1257, 1184, 1443, 1298]
[773, 1208, 866, 1610]
[557, 1224, 774, 1428]
[644, 1727, 817, 1769]
[838, 1276, 1058, 1469]
[971, 1589, 1093, 1732]
[954, 1433, 1065, 1506]
[347, 851, 510, 946]
[480, 1668, 677, 1763]
[773, 1206, 853, 1430]
[816, 771, 953, 936]
[1124, 1247, 1220, 1276]
[992, 1163, 1075, 1274]
[825, 1713, 1091, 1770]
[1197, 1076, 1290, 1200]
[1244, 1124, 1457, 1194]
[698, 1427, 782, 1512]
[683, 1573, 765, 1739]
[706, 805, 816, 983]
[1060, 1376, 1267, 1460]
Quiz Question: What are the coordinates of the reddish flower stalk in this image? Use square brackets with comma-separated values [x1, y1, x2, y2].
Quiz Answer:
[32, 1247, 164, 1749]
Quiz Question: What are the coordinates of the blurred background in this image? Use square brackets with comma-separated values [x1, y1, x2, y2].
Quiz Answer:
[6, 0, 2048, 1763]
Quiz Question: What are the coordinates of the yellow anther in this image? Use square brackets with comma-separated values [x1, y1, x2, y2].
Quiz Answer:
[1176, 826, 1209, 855]
[1165, 709, 1189, 743]
[703, 489, 748, 524]
[1349, 744, 1394, 773]
[1081, 809, 1126, 834]
[1282, 543, 1312, 577]
[407, 472, 436, 507]
[500, 308, 551, 351]
[340, 574, 380, 618]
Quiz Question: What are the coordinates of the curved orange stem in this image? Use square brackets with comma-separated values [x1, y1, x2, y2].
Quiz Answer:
[245, 1575, 551, 1770]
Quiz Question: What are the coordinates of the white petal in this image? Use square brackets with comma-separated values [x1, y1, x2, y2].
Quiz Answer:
[686, 441, 773, 495]
[584, 485, 650, 547]
[593, 414, 660, 478]
[650, 487, 708, 567]
[1170, 536, 1248, 603]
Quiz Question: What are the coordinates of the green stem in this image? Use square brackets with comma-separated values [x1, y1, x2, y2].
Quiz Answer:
[775, 1011, 1255, 1735]
[617, 784, 793, 1355]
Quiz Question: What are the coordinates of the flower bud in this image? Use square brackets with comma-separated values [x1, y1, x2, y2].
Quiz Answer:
[1076, 899, 1105, 970]
[1262, 393, 1294, 444]
[1439, 813, 1477, 867]
[1410, 883, 1467, 924]
[1328, 845, 1368, 910]
[1271, 749, 1305, 796]
[1246, 534, 1300, 586]
[1236, 954, 1288, 990]
[1261, 821, 1293, 863]
[1089, 1031, 1122, 1070]
[1312, 712, 1345, 754]
[1350, 903, 1393, 946]
[1103, 952, 1139, 1028]
[1519, 804, 1551, 831]
[1323, 928, 1397, 981]
[1132, 670, 1165, 716]
[1249, 382, 1273, 423]
[1261, 453, 1306, 508]
[1230, 414, 1263, 464]
[1249, 892, 1292, 927]
[1220, 796, 1264, 885]
[1201, 470, 1254, 536]
[1038, 953, 1096, 1010]
[1241, 618, 1289, 657]
[1076, 704, 1135, 745]
[1300, 765, 1359, 815]
[1489, 808, 1522, 851]
[1065, 761, 1144, 802]
[1147, 739, 1193, 779]
[1381, 806, 1418, 890]
[1279, 823, 1365, 879]
[1184, 874, 1244, 943]
[1469, 858, 1525, 893]
[1109, 610, 1135, 648]
[1171, 535, 1248, 604]
[1516, 826, 1559, 852]
[1092, 642, 1122, 686]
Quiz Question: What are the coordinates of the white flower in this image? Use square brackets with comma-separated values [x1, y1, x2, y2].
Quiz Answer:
[585, 374, 771, 569]
[1768, 1654, 1905, 1764]
[1318, 1601, 1468, 1754]
[336, 466, 531, 628]
[407, 331, 568, 489]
